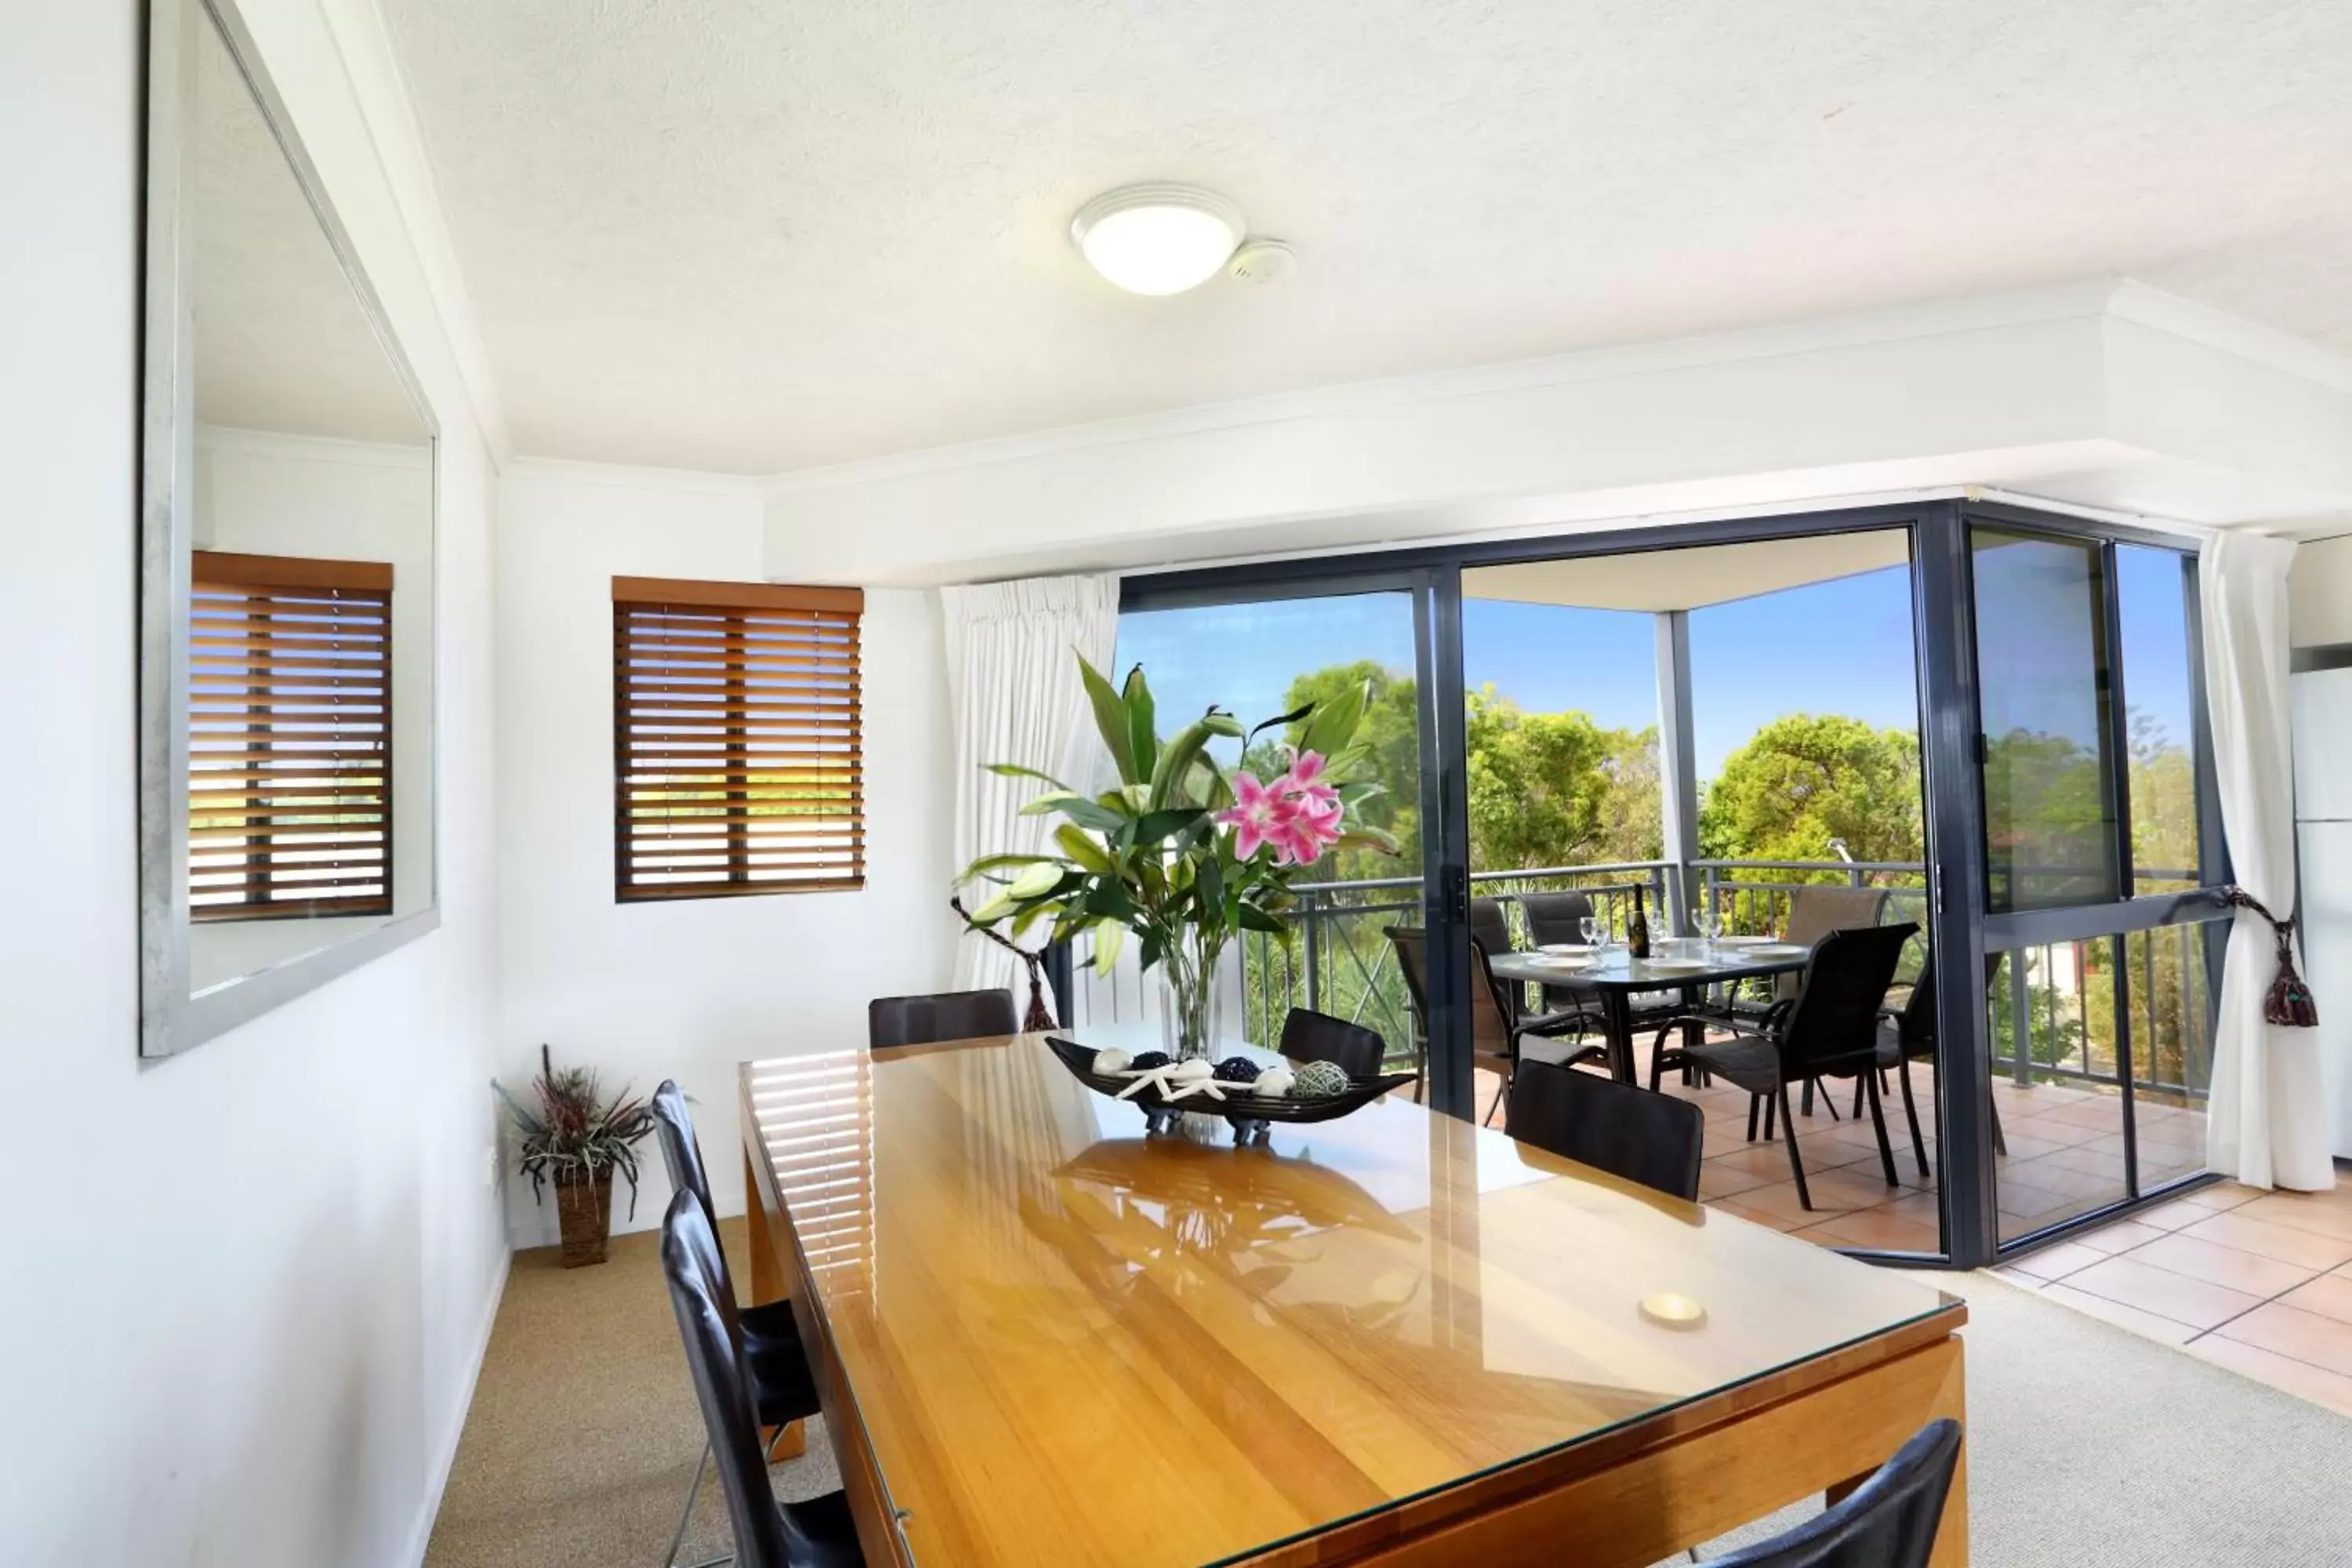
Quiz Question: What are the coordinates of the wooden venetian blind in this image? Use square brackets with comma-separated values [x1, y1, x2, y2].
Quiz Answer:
[613, 577, 866, 901]
[190, 551, 394, 920]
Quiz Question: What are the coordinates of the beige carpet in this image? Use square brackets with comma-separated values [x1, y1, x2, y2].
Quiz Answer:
[423, 1218, 838, 1568]
[426, 1236, 2352, 1566]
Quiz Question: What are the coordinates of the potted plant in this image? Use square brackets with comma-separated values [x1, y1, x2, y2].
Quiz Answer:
[495, 1045, 655, 1268]
[957, 655, 1394, 1061]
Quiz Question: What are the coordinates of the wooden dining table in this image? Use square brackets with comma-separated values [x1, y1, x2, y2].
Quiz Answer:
[739, 1031, 1967, 1567]
[1486, 939, 1817, 1083]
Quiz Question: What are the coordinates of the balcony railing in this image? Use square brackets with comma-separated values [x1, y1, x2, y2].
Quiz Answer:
[1218, 857, 2216, 1105]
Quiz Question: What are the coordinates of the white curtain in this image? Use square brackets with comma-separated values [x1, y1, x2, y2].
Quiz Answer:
[2201, 530, 2334, 1190]
[940, 575, 1121, 1005]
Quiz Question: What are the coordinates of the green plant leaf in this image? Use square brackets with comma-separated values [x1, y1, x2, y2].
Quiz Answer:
[1006, 862, 1064, 899]
[1246, 702, 1314, 750]
[1091, 918, 1127, 975]
[1052, 823, 1113, 875]
[1298, 678, 1368, 759]
[967, 893, 1019, 924]
[1079, 654, 1138, 786]
[1147, 710, 1242, 810]
[957, 852, 1058, 881]
[983, 761, 1074, 790]
[1021, 791, 1129, 833]
[1123, 807, 1207, 849]
[1121, 664, 1158, 786]
[1235, 902, 1289, 935]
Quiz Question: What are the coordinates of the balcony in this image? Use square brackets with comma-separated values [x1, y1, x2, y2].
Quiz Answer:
[1069, 854, 2218, 1257]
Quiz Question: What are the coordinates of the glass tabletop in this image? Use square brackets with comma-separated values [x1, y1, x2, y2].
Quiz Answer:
[1487, 940, 1812, 990]
[742, 1033, 1957, 1567]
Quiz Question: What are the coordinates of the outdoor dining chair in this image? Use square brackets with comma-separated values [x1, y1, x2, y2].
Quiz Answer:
[1649, 923, 1918, 1210]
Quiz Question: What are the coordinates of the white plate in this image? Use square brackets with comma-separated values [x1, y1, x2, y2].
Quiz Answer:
[1638, 959, 1707, 974]
[1746, 944, 1809, 958]
[1537, 943, 1597, 956]
[1711, 934, 1774, 946]
[1528, 953, 1592, 970]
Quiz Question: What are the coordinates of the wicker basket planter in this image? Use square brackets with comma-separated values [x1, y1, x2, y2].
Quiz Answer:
[553, 1168, 615, 1268]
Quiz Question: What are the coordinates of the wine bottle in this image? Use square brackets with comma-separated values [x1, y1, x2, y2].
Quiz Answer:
[1628, 886, 1652, 960]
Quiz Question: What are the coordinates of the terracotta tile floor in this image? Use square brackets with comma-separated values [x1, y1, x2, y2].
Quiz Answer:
[1478, 1040, 2205, 1256]
[1478, 1049, 2352, 1417]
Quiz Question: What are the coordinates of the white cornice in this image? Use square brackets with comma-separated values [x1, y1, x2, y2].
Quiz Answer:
[499, 456, 770, 497]
[196, 423, 433, 470]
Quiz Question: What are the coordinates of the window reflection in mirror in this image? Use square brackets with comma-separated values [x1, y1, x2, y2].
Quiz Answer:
[179, 0, 434, 998]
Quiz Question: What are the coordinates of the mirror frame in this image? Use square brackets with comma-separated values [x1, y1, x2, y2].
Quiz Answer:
[140, 0, 442, 1058]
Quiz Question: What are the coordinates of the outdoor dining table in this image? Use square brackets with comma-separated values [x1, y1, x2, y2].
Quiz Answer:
[1486, 939, 1817, 1085]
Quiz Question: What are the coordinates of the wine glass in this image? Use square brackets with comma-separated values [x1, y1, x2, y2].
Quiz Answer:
[1580, 914, 1602, 950]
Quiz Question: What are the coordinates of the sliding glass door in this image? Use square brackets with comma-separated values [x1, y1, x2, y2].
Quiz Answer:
[1962, 511, 2229, 1250]
[1103, 572, 1465, 1107]
[1105, 498, 2228, 1270]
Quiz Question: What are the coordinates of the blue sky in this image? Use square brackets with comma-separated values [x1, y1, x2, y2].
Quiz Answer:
[1116, 545, 2194, 783]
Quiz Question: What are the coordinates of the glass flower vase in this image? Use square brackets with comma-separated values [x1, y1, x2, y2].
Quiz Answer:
[1156, 925, 1226, 1062]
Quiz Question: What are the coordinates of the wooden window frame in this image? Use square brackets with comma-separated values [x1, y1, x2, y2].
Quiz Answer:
[612, 576, 866, 902]
[190, 550, 395, 922]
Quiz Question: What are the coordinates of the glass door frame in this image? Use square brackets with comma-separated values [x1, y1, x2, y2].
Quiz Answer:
[1951, 499, 2232, 1264]
[1116, 562, 1480, 1118]
[1120, 496, 2225, 1271]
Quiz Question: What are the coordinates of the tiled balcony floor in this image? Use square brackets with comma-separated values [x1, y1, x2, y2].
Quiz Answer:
[1475, 1051, 2352, 1419]
[1478, 1044, 2207, 1256]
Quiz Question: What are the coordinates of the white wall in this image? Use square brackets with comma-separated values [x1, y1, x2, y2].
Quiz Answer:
[0, 3, 506, 1565]
[494, 465, 958, 1243]
[2291, 535, 2352, 648]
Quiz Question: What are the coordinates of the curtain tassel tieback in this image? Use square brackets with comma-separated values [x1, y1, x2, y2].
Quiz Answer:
[2220, 887, 2319, 1028]
[949, 895, 1059, 1032]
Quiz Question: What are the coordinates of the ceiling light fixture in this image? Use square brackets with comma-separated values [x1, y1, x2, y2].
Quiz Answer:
[1070, 183, 1245, 296]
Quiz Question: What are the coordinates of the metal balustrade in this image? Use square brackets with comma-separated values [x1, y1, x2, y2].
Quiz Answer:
[1200, 857, 2217, 1102]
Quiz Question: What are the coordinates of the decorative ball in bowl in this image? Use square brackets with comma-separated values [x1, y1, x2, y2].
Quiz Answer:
[1041, 1036, 1414, 1142]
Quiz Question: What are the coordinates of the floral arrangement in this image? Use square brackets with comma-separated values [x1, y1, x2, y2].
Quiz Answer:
[958, 655, 1395, 1058]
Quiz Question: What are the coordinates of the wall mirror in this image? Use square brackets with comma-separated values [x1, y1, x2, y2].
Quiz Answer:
[140, 0, 439, 1057]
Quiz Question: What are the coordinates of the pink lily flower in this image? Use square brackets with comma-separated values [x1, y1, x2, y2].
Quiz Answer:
[1216, 771, 1286, 860]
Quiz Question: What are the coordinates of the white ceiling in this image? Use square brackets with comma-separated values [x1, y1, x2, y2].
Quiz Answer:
[194, 9, 426, 446]
[383, 0, 2352, 476]
[1465, 530, 1911, 613]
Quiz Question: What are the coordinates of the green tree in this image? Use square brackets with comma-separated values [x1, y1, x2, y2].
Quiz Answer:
[1698, 713, 1924, 868]
[1464, 688, 1660, 869]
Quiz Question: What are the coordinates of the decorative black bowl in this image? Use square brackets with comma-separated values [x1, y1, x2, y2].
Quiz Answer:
[1042, 1035, 1414, 1142]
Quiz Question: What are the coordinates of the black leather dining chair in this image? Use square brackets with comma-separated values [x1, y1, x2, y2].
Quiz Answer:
[866, 988, 1017, 1051]
[661, 1192, 865, 1568]
[1711, 1418, 1962, 1567]
[1504, 1059, 1704, 1202]
[1277, 1007, 1386, 1081]
[651, 1083, 825, 1567]
[1649, 923, 1917, 1210]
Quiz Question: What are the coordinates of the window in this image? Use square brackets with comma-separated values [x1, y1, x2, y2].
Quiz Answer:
[612, 577, 865, 901]
[1969, 528, 2122, 911]
[189, 550, 393, 920]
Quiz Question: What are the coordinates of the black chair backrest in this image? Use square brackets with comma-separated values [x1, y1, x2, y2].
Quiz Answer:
[1278, 1007, 1385, 1081]
[1519, 891, 1595, 949]
[1384, 927, 1429, 1025]
[1783, 923, 1918, 1078]
[650, 1080, 725, 1279]
[1468, 896, 1512, 958]
[1712, 1418, 1962, 1567]
[1505, 1061, 1704, 1201]
[1896, 951, 1938, 1050]
[661, 1191, 797, 1568]
[867, 988, 1017, 1051]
